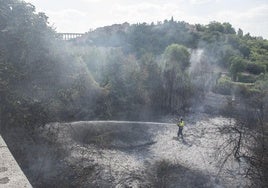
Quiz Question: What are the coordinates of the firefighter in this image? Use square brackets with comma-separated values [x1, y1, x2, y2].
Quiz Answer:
[177, 118, 185, 139]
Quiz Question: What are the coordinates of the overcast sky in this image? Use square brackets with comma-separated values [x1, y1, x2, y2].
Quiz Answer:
[24, 0, 268, 39]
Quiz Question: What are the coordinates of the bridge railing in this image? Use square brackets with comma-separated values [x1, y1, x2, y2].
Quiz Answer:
[0, 135, 32, 187]
[58, 33, 84, 40]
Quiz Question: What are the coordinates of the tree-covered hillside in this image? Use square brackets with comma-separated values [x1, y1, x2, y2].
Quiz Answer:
[0, 0, 268, 128]
[1, 0, 268, 127]
[1, 0, 267, 129]
[83, 19, 268, 77]
[75, 18, 268, 117]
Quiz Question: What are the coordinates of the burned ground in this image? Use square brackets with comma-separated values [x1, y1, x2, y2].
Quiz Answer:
[3, 115, 251, 187]
[29, 116, 247, 187]
[68, 122, 155, 150]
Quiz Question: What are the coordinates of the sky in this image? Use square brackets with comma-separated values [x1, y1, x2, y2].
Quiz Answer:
[24, 0, 268, 39]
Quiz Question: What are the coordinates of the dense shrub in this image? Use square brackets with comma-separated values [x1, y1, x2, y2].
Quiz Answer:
[237, 73, 256, 83]
[229, 56, 247, 80]
[213, 76, 232, 95]
[233, 83, 258, 98]
[246, 63, 266, 75]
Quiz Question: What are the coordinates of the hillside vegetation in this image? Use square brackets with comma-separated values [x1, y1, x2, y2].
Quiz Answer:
[1, 0, 268, 127]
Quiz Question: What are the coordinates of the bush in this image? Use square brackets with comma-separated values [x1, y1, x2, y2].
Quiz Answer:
[233, 83, 259, 98]
[246, 63, 266, 75]
[213, 76, 232, 95]
[147, 160, 215, 188]
[237, 73, 256, 83]
[262, 62, 268, 72]
[229, 56, 247, 80]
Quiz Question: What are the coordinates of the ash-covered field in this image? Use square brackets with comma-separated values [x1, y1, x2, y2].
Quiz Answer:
[33, 114, 249, 188]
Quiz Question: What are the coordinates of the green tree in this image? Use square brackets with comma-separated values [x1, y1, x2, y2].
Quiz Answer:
[239, 43, 251, 58]
[222, 22, 236, 34]
[229, 56, 247, 81]
[207, 21, 224, 33]
[163, 44, 190, 71]
[140, 53, 163, 113]
[0, 0, 104, 129]
[237, 28, 243, 37]
[161, 44, 191, 112]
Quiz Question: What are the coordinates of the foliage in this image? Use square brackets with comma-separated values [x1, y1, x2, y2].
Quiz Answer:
[0, 0, 103, 131]
[163, 44, 190, 71]
[1, 0, 267, 128]
[229, 56, 247, 80]
[213, 76, 233, 95]
[245, 62, 266, 75]
[219, 74, 268, 187]
[237, 73, 256, 83]
[161, 44, 192, 112]
[3, 2, 267, 124]
[82, 19, 268, 80]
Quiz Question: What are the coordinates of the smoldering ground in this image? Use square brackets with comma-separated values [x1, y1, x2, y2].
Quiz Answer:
[15, 116, 249, 188]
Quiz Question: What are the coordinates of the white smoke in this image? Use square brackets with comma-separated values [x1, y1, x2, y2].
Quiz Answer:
[189, 48, 204, 74]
